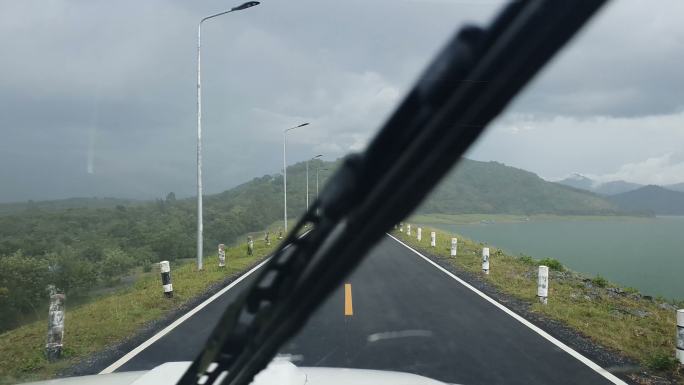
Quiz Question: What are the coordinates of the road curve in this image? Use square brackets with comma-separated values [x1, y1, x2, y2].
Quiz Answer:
[112, 236, 620, 385]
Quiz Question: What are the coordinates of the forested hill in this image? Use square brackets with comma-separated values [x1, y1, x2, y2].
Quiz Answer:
[418, 159, 620, 215]
[0, 159, 333, 331]
[608, 185, 684, 215]
[0, 159, 334, 259]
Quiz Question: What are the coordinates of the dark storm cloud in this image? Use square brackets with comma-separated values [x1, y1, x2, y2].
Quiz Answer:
[1, 0, 683, 202]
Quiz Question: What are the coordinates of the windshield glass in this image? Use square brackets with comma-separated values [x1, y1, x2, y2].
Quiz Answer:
[1, 1, 683, 385]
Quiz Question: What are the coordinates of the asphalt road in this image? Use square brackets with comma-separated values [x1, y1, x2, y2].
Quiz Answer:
[114, 236, 618, 385]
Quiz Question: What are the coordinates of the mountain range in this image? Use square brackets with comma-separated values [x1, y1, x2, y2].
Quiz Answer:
[555, 173, 684, 215]
[5, 159, 684, 219]
[419, 160, 619, 215]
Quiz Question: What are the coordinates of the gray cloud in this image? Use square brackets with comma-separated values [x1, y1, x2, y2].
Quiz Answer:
[1, 0, 683, 202]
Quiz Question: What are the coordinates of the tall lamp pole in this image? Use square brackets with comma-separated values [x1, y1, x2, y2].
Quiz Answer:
[283, 123, 309, 233]
[306, 155, 322, 209]
[196, 1, 260, 271]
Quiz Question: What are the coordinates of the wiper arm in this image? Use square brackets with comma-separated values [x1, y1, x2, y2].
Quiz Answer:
[177, 1, 608, 385]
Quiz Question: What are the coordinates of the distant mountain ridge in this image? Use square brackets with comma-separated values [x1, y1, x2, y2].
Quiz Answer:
[555, 174, 684, 214]
[665, 182, 684, 192]
[419, 160, 620, 215]
[2, 159, 640, 218]
[556, 174, 644, 195]
[607, 185, 684, 215]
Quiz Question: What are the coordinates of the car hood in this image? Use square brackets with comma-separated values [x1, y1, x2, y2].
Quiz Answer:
[22, 361, 449, 385]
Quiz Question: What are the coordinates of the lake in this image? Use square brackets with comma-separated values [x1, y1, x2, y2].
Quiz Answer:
[427, 216, 684, 300]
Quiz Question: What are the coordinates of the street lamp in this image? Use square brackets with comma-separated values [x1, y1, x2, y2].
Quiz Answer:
[283, 123, 309, 233]
[196, 1, 260, 271]
[306, 155, 323, 209]
[317, 167, 328, 198]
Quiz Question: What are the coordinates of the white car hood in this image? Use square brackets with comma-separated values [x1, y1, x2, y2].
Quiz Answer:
[23, 361, 448, 385]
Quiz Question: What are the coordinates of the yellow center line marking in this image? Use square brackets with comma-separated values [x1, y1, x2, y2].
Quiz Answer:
[344, 283, 353, 316]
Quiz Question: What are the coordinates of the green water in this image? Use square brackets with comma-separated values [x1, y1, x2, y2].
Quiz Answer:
[428, 216, 684, 300]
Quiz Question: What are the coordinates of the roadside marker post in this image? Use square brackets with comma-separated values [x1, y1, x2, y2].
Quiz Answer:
[247, 236, 254, 256]
[538, 265, 549, 305]
[417, 227, 422, 241]
[45, 286, 65, 362]
[160, 261, 173, 298]
[218, 244, 226, 267]
[482, 247, 490, 275]
[451, 238, 458, 257]
[400, 222, 404, 232]
[407, 224, 411, 236]
[430, 231, 436, 247]
[677, 309, 684, 364]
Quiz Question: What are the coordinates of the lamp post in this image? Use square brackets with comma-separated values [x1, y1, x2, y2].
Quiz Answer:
[283, 123, 309, 233]
[306, 155, 322, 209]
[196, 1, 260, 271]
[317, 167, 328, 198]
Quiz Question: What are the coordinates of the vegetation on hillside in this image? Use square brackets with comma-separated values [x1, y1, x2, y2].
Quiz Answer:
[419, 159, 622, 215]
[0, 160, 334, 332]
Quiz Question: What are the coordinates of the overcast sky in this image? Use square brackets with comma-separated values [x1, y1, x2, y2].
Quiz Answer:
[1, 0, 683, 202]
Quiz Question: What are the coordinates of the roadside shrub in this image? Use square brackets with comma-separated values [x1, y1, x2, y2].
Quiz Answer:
[624, 286, 640, 295]
[518, 255, 536, 265]
[100, 248, 136, 284]
[0, 252, 50, 331]
[538, 258, 564, 271]
[646, 352, 679, 371]
[592, 274, 608, 288]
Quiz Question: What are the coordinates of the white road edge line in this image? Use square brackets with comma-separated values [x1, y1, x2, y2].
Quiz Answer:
[99, 257, 271, 374]
[387, 233, 628, 385]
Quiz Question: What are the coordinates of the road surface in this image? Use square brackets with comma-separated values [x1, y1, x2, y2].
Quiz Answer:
[112, 235, 621, 385]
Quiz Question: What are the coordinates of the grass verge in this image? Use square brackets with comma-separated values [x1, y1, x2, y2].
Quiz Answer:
[393, 225, 683, 380]
[0, 233, 277, 385]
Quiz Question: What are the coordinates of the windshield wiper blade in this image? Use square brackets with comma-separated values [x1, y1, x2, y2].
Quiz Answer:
[177, 1, 608, 385]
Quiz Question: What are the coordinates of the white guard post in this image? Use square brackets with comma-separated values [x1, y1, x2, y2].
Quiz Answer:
[45, 288, 65, 362]
[537, 265, 549, 305]
[407, 224, 411, 236]
[160, 261, 173, 298]
[677, 309, 684, 364]
[218, 244, 226, 267]
[451, 238, 458, 257]
[247, 236, 254, 256]
[482, 247, 490, 275]
[399, 222, 404, 232]
[417, 227, 422, 241]
[430, 231, 436, 247]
